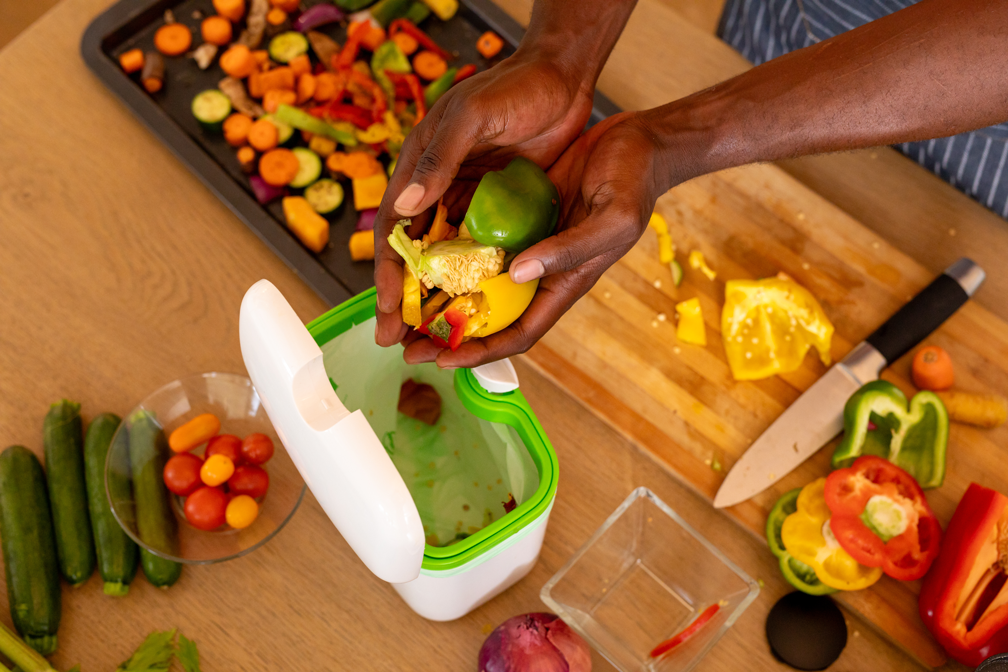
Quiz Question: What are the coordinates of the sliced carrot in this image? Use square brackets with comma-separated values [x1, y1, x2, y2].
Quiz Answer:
[270, 0, 300, 12]
[236, 145, 257, 173]
[328, 151, 382, 179]
[257, 66, 295, 94]
[252, 49, 270, 67]
[248, 118, 280, 151]
[223, 112, 254, 146]
[143, 77, 163, 93]
[289, 54, 311, 78]
[390, 32, 418, 56]
[213, 0, 245, 21]
[259, 148, 301, 186]
[154, 23, 192, 57]
[119, 48, 145, 74]
[248, 69, 263, 98]
[476, 31, 503, 59]
[348, 21, 386, 51]
[220, 44, 256, 78]
[325, 152, 346, 174]
[313, 71, 340, 101]
[200, 16, 232, 45]
[349, 231, 374, 261]
[266, 7, 288, 25]
[296, 72, 317, 104]
[141, 51, 165, 93]
[412, 50, 447, 81]
[262, 88, 296, 113]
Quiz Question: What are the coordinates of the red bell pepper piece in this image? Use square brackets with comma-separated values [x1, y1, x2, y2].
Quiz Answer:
[386, 71, 426, 121]
[388, 19, 450, 61]
[336, 23, 366, 70]
[823, 455, 941, 581]
[417, 308, 468, 351]
[919, 483, 1008, 667]
[325, 103, 373, 129]
[650, 604, 720, 658]
[348, 68, 387, 123]
[417, 313, 449, 349]
[453, 63, 477, 84]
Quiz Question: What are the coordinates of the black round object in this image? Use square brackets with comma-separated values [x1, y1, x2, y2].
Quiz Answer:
[766, 592, 847, 670]
[978, 653, 1008, 671]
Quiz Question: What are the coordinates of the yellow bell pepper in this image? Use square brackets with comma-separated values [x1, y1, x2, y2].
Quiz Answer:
[648, 212, 675, 265]
[281, 196, 329, 253]
[675, 298, 706, 346]
[352, 172, 388, 210]
[355, 122, 392, 144]
[469, 273, 538, 338]
[721, 277, 834, 381]
[689, 250, 717, 280]
[780, 478, 883, 591]
[419, 0, 457, 20]
[402, 266, 422, 327]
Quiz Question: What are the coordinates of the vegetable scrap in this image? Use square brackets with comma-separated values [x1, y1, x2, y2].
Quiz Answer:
[688, 250, 717, 280]
[936, 390, 1008, 428]
[650, 603, 721, 658]
[398, 378, 442, 425]
[675, 298, 706, 346]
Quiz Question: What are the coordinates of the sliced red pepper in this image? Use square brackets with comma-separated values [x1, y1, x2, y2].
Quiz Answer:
[387, 71, 426, 121]
[453, 63, 477, 84]
[393, 79, 413, 100]
[417, 313, 449, 349]
[823, 455, 941, 581]
[349, 68, 388, 122]
[919, 483, 1008, 666]
[650, 604, 720, 658]
[325, 103, 373, 129]
[388, 19, 450, 61]
[336, 23, 366, 70]
[444, 308, 467, 351]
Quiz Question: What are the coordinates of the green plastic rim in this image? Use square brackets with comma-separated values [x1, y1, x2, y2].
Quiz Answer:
[306, 287, 559, 572]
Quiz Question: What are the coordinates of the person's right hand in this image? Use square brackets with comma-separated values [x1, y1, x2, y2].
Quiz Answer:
[373, 50, 597, 349]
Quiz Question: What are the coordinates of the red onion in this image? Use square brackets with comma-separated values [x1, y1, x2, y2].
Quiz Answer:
[356, 208, 378, 231]
[294, 4, 345, 32]
[249, 175, 286, 205]
[478, 613, 591, 672]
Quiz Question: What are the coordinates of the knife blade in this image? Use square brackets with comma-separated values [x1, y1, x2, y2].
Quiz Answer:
[713, 258, 985, 509]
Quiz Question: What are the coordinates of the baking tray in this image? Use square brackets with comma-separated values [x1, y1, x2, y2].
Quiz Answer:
[82, 0, 621, 307]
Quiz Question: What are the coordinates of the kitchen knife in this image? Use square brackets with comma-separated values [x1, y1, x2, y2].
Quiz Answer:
[713, 258, 985, 509]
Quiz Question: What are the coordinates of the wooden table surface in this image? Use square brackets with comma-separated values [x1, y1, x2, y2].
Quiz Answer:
[0, 0, 1000, 669]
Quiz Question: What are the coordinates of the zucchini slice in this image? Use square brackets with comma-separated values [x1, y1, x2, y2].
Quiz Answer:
[191, 90, 232, 132]
[304, 179, 345, 214]
[261, 113, 295, 145]
[268, 32, 309, 64]
[290, 148, 322, 189]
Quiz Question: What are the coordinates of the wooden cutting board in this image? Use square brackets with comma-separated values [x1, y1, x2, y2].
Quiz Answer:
[523, 161, 1008, 669]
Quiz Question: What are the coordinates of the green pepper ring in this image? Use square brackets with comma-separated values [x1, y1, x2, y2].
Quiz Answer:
[766, 488, 838, 596]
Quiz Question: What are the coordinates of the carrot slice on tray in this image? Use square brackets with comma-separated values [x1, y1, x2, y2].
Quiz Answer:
[248, 118, 279, 151]
[412, 50, 447, 81]
[223, 113, 254, 146]
[201, 16, 233, 46]
[259, 148, 301, 186]
[154, 23, 192, 56]
[220, 44, 256, 79]
[214, 0, 245, 22]
[119, 48, 145, 73]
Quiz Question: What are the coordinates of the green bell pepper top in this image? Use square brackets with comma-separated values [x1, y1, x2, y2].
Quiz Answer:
[371, 40, 412, 106]
[463, 157, 560, 253]
[831, 380, 948, 489]
[766, 488, 837, 596]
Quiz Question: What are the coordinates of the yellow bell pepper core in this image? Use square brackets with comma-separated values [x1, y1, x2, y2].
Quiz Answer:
[780, 478, 883, 591]
[470, 273, 539, 338]
[648, 212, 675, 264]
[675, 298, 706, 346]
[353, 172, 388, 211]
[281, 196, 329, 253]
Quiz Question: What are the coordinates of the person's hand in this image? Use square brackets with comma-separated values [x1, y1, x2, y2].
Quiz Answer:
[401, 111, 678, 368]
[373, 51, 596, 349]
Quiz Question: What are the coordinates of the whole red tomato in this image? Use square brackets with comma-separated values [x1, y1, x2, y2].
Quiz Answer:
[241, 433, 274, 465]
[184, 486, 228, 530]
[206, 434, 242, 463]
[228, 465, 270, 499]
[163, 453, 204, 496]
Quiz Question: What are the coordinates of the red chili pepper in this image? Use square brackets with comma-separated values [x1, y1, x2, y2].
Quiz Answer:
[453, 63, 477, 84]
[823, 455, 942, 582]
[388, 19, 450, 61]
[325, 103, 373, 129]
[919, 483, 1008, 666]
[650, 604, 720, 658]
[387, 71, 426, 121]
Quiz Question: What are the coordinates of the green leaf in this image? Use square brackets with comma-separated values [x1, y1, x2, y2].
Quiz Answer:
[116, 630, 176, 672]
[176, 634, 201, 672]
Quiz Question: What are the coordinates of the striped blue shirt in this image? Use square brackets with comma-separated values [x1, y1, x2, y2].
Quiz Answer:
[718, 0, 1008, 218]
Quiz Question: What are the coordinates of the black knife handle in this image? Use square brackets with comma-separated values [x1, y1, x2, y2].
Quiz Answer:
[867, 258, 984, 365]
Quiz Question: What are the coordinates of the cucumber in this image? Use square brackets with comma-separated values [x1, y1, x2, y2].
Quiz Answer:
[268, 31, 309, 64]
[261, 113, 295, 145]
[127, 410, 182, 588]
[671, 260, 684, 287]
[191, 90, 232, 133]
[304, 178, 344, 214]
[43, 400, 95, 586]
[0, 446, 61, 655]
[290, 148, 323, 189]
[83, 414, 139, 596]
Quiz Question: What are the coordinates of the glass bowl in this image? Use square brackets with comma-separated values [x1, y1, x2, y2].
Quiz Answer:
[541, 487, 759, 672]
[106, 372, 306, 564]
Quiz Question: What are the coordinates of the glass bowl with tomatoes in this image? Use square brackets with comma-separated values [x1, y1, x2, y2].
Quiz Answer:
[105, 372, 306, 564]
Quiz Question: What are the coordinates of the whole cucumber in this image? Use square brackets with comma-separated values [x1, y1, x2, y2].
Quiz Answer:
[0, 446, 61, 655]
[127, 410, 182, 587]
[43, 400, 95, 585]
[83, 414, 139, 596]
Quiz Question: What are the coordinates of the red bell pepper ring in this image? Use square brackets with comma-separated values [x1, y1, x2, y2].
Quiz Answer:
[325, 103, 373, 129]
[388, 19, 451, 61]
[417, 308, 468, 351]
[650, 604, 720, 658]
[823, 455, 941, 581]
[919, 483, 1008, 667]
[348, 68, 388, 123]
[336, 23, 367, 70]
[386, 71, 426, 121]
[453, 63, 477, 84]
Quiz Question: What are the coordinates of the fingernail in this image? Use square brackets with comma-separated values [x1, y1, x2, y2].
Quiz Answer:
[395, 183, 425, 214]
[510, 259, 545, 284]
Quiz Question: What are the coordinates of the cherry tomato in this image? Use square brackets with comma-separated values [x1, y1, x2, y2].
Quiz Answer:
[206, 433, 242, 463]
[226, 495, 259, 529]
[200, 453, 235, 487]
[163, 453, 204, 496]
[241, 433, 275, 465]
[228, 464, 269, 499]
[184, 486, 228, 530]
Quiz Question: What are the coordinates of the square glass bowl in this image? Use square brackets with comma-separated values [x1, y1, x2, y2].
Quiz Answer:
[541, 488, 759, 672]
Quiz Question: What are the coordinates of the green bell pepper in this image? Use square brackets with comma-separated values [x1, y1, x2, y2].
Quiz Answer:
[463, 157, 559, 253]
[766, 488, 837, 596]
[371, 40, 411, 107]
[831, 380, 948, 489]
[424, 67, 458, 109]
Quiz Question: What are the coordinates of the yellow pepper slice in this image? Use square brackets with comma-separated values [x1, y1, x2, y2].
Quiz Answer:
[721, 277, 834, 381]
[675, 298, 706, 346]
[689, 250, 717, 280]
[355, 122, 392, 144]
[780, 478, 883, 591]
[648, 212, 675, 264]
[402, 266, 422, 327]
[470, 274, 538, 338]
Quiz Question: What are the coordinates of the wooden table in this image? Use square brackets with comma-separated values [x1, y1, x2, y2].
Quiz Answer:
[0, 0, 999, 669]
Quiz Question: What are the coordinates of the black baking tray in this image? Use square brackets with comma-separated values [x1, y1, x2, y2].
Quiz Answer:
[82, 0, 620, 306]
